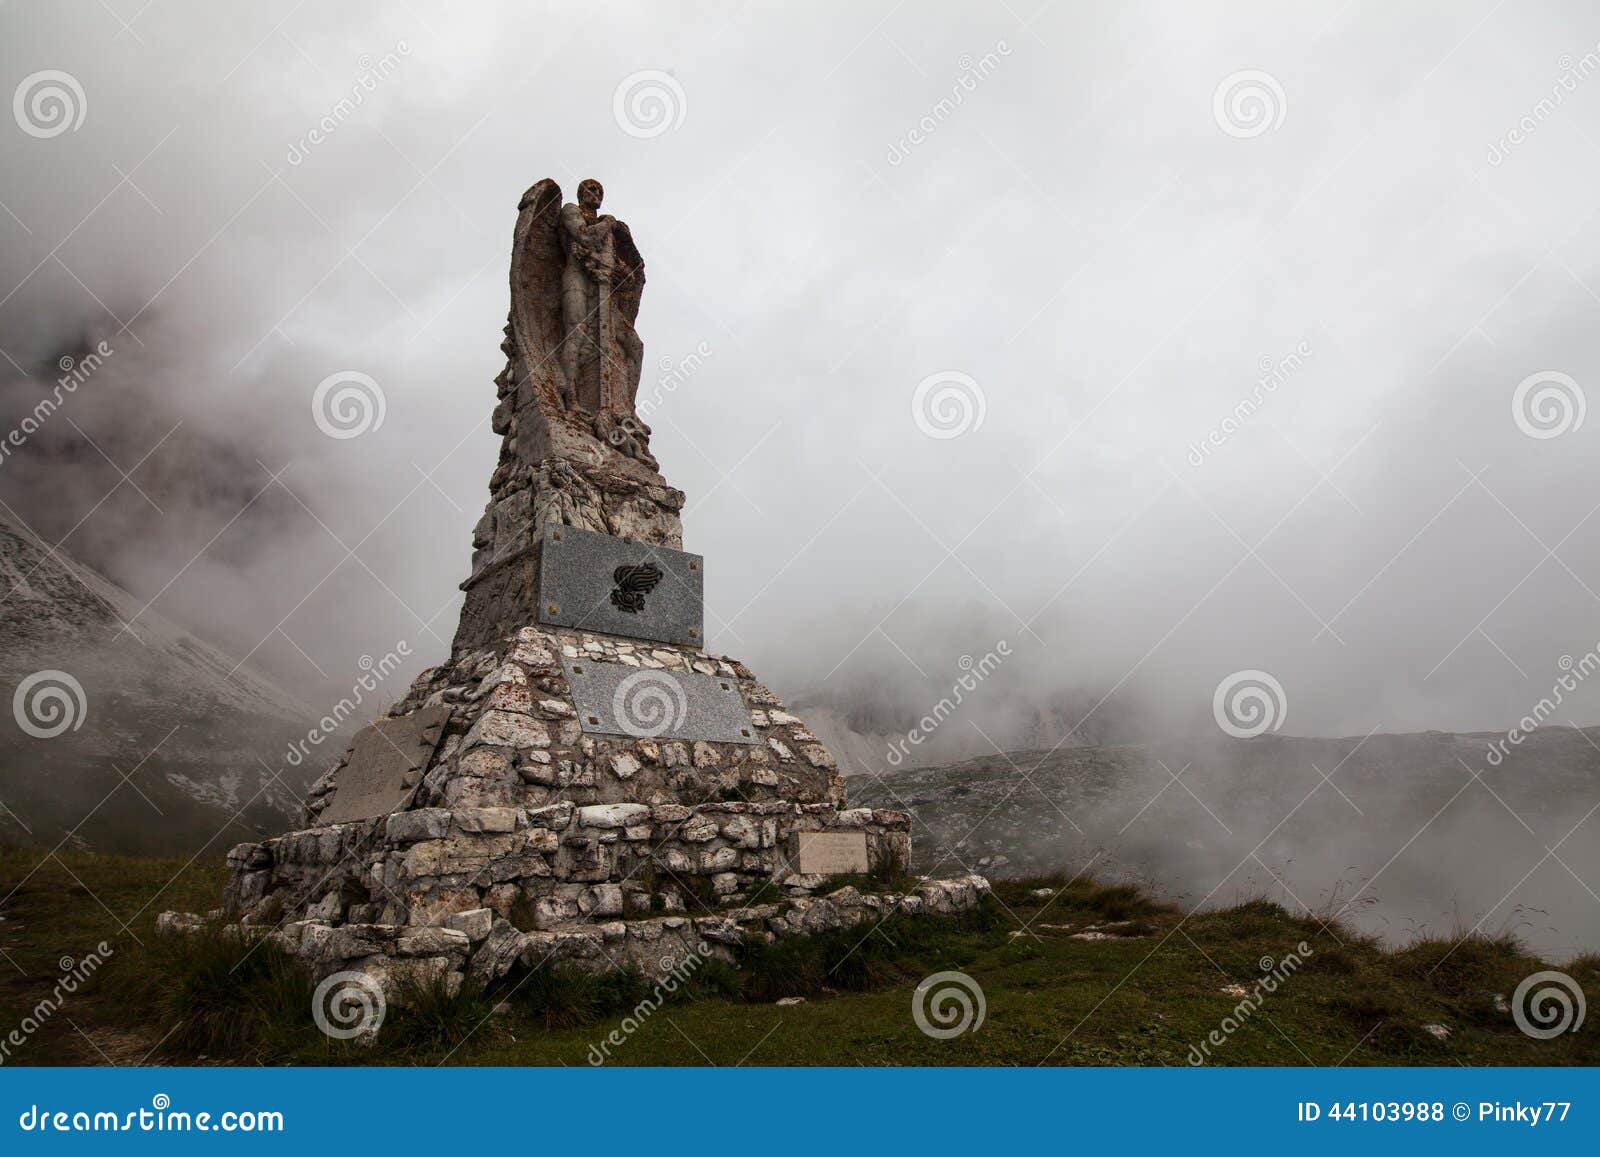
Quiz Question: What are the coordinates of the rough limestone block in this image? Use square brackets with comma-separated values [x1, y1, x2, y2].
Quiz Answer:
[463, 710, 551, 750]
[441, 908, 495, 943]
[397, 927, 472, 957]
[578, 803, 651, 829]
[386, 808, 451, 844]
[524, 801, 575, 829]
[578, 884, 623, 916]
[455, 807, 519, 833]
[469, 919, 529, 981]
[680, 815, 718, 842]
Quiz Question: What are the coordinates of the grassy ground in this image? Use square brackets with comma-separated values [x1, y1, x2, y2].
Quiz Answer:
[1, 844, 1596, 1066]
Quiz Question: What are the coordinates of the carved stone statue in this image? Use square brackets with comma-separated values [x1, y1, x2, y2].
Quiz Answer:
[455, 178, 686, 651]
[559, 179, 614, 410]
[506, 178, 650, 460]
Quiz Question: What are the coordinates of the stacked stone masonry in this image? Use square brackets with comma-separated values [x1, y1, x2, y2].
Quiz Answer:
[168, 179, 990, 1002]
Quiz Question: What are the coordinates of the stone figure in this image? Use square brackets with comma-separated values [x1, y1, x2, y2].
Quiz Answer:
[506, 178, 649, 458]
[559, 178, 613, 409]
[458, 178, 683, 641]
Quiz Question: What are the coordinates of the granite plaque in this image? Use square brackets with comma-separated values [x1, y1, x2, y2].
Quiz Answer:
[537, 526, 703, 646]
[319, 705, 451, 823]
[562, 656, 757, 745]
[796, 831, 870, 875]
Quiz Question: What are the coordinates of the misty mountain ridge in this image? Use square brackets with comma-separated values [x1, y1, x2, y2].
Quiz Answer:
[0, 518, 324, 854]
[852, 726, 1600, 959]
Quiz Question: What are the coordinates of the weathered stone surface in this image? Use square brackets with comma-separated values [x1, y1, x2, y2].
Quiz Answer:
[469, 918, 529, 982]
[319, 705, 451, 824]
[206, 179, 978, 1010]
[386, 809, 451, 844]
[577, 803, 651, 829]
[443, 908, 495, 942]
[456, 806, 519, 833]
[463, 710, 551, 751]
[397, 927, 471, 956]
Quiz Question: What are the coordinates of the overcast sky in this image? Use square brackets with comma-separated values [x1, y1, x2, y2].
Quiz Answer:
[4, 0, 1600, 743]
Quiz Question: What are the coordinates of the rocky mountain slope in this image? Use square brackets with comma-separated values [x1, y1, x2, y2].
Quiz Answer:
[851, 728, 1600, 959]
[0, 519, 321, 854]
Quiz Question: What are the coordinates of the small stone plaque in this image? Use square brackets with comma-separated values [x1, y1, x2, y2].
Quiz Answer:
[320, 705, 451, 824]
[537, 526, 703, 646]
[796, 831, 869, 875]
[562, 656, 757, 745]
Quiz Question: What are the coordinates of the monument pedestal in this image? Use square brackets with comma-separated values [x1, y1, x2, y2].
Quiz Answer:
[209, 618, 984, 993]
[171, 177, 989, 1002]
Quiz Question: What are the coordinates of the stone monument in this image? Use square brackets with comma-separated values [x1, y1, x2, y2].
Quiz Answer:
[185, 179, 988, 998]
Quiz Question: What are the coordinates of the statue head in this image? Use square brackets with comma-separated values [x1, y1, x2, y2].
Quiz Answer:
[577, 178, 604, 214]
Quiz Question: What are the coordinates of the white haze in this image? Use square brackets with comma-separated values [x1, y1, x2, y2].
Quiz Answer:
[3, 3, 1600, 928]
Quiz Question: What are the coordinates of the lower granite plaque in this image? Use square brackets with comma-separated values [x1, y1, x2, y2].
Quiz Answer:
[319, 704, 451, 823]
[796, 830, 870, 875]
[562, 656, 757, 745]
[537, 525, 704, 646]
